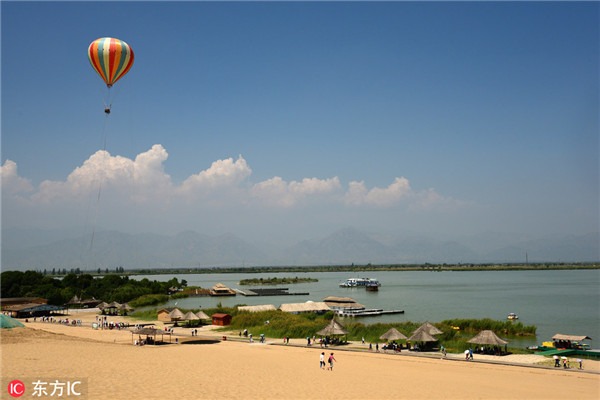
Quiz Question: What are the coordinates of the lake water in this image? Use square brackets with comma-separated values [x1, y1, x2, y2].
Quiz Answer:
[131, 269, 600, 348]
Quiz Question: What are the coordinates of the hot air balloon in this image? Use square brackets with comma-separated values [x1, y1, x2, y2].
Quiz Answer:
[88, 37, 134, 113]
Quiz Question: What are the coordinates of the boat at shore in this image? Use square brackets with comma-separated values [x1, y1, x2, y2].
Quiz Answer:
[339, 278, 381, 288]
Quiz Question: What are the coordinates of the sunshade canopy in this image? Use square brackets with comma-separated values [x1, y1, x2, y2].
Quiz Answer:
[552, 334, 592, 341]
[379, 328, 408, 341]
[317, 318, 348, 336]
[467, 330, 509, 346]
[408, 330, 438, 342]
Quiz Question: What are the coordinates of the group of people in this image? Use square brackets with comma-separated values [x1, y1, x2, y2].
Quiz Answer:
[553, 355, 583, 369]
[319, 352, 337, 371]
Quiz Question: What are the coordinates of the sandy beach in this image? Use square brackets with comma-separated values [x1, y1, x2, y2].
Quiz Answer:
[2, 311, 599, 400]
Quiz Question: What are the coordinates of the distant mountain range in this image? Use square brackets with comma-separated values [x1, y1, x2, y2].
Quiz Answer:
[1, 227, 598, 271]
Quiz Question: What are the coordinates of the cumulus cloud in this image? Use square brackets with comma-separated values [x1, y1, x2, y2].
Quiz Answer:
[251, 176, 342, 207]
[2, 145, 457, 219]
[0, 160, 34, 196]
[178, 156, 252, 197]
[345, 177, 412, 207]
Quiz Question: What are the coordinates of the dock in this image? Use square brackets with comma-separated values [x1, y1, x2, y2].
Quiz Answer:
[337, 308, 404, 317]
[234, 288, 309, 296]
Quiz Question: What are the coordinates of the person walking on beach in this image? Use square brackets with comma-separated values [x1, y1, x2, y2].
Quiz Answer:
[553, 355, 560, 367]
[327, 353, 337, 371]
[319, 352, 326, 369]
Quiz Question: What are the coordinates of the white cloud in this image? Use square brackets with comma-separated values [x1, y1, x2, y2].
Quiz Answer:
[2, 145, 460, 233]
[0, 159, 34, 196]
[251, 176, 342, 207]
[345, 177, 411, 206]
[178, 155, 252, 197]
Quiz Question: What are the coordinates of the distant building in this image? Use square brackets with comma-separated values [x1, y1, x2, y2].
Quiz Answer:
[212, 313, 232, 326]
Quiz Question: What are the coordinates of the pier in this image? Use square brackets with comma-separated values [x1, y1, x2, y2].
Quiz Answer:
[336, 308, 405, 317]
[234, 288, 309, 296]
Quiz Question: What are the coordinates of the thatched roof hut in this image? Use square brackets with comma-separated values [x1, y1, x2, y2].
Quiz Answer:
[168, 308, 185, 321]
[237, 304, 277, 313]
[414, 322, 443, 336]
[322, 296, 365, 311]
[317, 318, 348, 336]
[196, 310, 210, 320]
[379, 328, 408, 341]
[408, 329, 438, 343]
[279, 301, 330, 314]
[182, 311, 200, 321]
[467, 330, 508, 346]
[131, 327, 172, 345]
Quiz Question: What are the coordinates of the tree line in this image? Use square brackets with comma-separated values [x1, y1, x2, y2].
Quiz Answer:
[0, 270, 187, 306]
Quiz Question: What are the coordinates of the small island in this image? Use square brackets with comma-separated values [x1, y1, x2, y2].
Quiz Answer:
[239, 276, 318, 285]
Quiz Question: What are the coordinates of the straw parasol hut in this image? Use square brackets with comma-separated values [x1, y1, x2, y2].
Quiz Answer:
[317, 318, 348, 336]
[407, 329, 438, 351]
[183, 311, 199, 321]
[119, 303, 133, 315]
[468, 330, 509, 355]
[196, 310, 210, 321]
[467, 330, 508, 346]
[168, 308, 185, 322]
[379, 328, 407, 341]
[414, 322, 443, 336]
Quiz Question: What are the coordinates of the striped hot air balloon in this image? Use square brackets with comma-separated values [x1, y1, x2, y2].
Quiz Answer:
[88, 37, 134, 88]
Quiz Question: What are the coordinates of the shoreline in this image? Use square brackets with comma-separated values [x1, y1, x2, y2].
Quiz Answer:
[2, 310, 599, 399]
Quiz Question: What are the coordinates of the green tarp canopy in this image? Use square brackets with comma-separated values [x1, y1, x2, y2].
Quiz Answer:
[0, 314, 25, 329]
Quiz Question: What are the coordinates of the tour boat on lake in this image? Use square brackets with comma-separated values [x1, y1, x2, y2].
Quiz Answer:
[339, 278, 381, 288]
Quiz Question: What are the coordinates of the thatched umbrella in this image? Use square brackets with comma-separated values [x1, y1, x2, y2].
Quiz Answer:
[182, 311, 200, 326]
[168, 308, 185, 321]
[408, 329, 438, 343]
[196, 310, 210, 320]
[97, 302, 110, 310]
[317, 318, 348, 336]
[467, 330, 508, 346]
[379, 328, 408, 341]
[414, 322, 443, 336]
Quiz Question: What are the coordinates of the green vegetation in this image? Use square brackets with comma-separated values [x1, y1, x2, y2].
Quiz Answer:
[239, 276, 318, 285]
[0, 270, 187, 306]
[135, 305, 536, 354]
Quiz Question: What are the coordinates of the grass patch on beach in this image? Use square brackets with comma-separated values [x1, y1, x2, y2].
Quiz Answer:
[200, 309, 536, 353]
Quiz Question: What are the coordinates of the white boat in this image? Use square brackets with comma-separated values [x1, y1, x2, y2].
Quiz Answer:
[507, 313, 519, 320]
[339, 278, 381, 288]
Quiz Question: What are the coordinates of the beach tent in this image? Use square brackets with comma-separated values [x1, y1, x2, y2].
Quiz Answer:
[414, 322, 443, 336]
[0, 314, 25, 329]
[467, 330, 508, 346]
[379, 328, 408, 341]
[317, 318, 348, 336]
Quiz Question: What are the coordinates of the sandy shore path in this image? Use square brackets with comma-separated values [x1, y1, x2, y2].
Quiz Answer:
[2, 313, 598, 400]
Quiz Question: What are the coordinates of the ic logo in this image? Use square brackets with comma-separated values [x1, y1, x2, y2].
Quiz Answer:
[7, 379, 25, 397]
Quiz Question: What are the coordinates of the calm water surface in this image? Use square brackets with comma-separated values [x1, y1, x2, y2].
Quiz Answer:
[132, 270, 600, 347]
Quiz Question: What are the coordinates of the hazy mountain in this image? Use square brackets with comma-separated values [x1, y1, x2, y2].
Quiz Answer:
[1, 227, 597, 271]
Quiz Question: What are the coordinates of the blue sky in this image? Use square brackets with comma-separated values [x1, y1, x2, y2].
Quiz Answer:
[2, 1, 598, 246]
